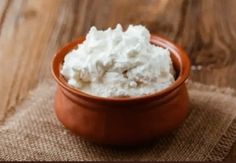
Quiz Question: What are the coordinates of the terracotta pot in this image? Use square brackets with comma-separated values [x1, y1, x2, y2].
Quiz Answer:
[51, 35, 191, 145]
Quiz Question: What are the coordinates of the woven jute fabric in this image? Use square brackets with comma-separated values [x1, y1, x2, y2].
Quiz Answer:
[0, 80, 236, 161]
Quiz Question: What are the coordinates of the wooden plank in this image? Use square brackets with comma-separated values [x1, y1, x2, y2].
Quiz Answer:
[0, 0, 10, 34]
[0, 0, 63, 121]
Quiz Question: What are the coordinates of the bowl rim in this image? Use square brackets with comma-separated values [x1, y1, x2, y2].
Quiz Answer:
[51, 34, 190, 102]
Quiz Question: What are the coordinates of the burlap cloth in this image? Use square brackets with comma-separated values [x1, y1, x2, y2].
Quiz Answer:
[1, 80, 236, 161]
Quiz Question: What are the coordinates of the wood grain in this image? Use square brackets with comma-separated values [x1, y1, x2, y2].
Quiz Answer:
[0, 0, 236, 160]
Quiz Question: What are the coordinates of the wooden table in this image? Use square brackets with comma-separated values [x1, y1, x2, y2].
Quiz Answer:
[1, 0, 236, 160]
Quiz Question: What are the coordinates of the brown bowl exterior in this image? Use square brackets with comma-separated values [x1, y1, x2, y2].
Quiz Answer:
[51, 35, 190, 145]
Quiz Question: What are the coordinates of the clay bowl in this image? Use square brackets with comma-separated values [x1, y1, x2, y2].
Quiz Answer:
[51, 35, 190, 145]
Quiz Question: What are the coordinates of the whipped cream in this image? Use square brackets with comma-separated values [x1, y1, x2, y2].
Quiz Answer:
[61, 24, 175, 97]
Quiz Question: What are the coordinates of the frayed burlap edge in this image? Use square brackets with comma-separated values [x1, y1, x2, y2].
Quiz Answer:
[207, 119, 236, 161]
[187, 80, 236, 161]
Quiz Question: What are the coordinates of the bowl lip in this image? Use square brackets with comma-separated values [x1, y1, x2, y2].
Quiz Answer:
[51, 34, 190, 102]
